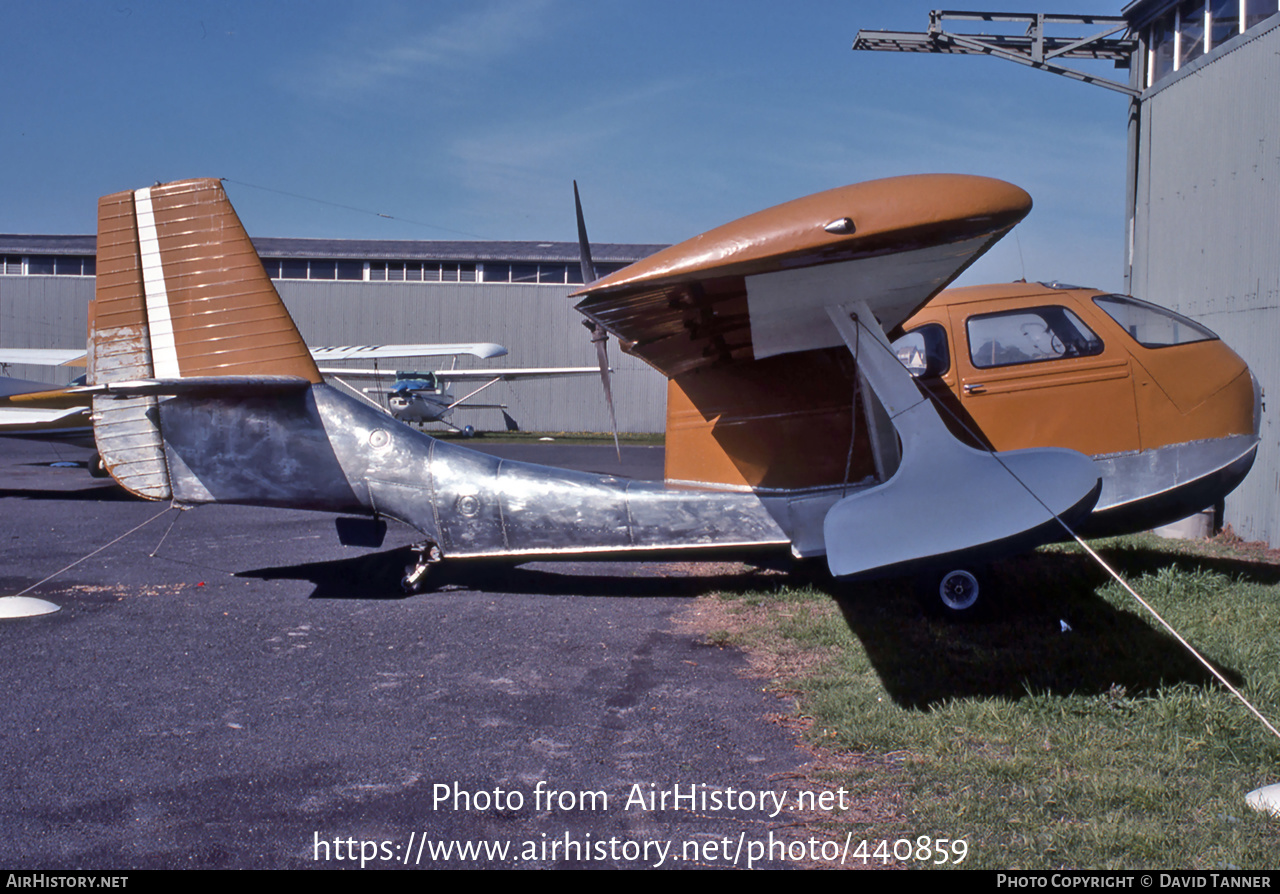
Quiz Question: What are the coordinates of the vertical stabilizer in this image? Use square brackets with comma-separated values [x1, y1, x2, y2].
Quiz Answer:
[89, 178, 323, 499]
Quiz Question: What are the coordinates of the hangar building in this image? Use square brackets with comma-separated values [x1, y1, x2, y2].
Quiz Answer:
[1124, 0, 1280, 545]
[0, 234, 667, 435]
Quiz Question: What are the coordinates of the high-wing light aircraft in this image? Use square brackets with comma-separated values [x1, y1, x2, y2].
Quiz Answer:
[74, 177, 1258, 612]
[4, 339, 596, 440]
[0, 343, 516, 461]
[318, 365, 599, 432]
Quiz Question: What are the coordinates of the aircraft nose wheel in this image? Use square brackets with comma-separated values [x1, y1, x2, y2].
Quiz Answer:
[937, 568, 980, 614]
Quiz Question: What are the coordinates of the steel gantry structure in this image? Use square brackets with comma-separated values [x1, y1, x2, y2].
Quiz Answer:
[853, 10, 1140, 96]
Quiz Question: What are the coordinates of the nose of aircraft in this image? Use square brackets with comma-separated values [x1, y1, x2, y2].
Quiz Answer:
[1123, 329, 1256, 449]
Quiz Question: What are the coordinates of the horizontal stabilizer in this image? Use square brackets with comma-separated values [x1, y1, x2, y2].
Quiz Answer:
[317, 366, 600, 381]
[2, 344, 510, 369]
[73, 375, 313, 397]
[0, 376, 79, 399]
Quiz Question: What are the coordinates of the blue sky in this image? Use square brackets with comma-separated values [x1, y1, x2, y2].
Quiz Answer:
[3, 0, 1133, 290]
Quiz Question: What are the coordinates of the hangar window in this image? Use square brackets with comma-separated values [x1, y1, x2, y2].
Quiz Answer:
[1147, 0, 1279, 86]
[966, 306, 1103, 369]
[309, 260, 336, 280]
[892, 324, 950, 378]
[1246, 0, 1279, 27]
[1212, 0, 1242, 45]
[1181, 0, 1207, 65]
[0, 255, 94, 275]
[26, 255, 54, 275]
[509, 263, 538, 283]
[1093, 294, 1217, 348]
[1150, 13, 1176, 83]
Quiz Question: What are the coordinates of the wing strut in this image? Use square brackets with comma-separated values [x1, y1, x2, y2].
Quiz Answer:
[574, 181, 621, 461]
[820, 301, 1101, 578]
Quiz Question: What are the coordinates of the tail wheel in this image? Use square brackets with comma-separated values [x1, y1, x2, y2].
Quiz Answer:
[938, 569, 980, 613]
[88, 453, 111, 479]
[402, 563, 430, 594]
[401, 542, 442, 594]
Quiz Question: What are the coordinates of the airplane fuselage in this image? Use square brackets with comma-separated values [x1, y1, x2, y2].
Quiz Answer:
[386, 388, 456, 424]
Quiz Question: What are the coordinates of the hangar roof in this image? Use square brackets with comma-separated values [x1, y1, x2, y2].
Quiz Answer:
[0, 233, 666, 264]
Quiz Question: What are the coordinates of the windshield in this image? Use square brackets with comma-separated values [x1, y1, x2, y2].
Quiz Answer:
[1092, 294, 1217, 348]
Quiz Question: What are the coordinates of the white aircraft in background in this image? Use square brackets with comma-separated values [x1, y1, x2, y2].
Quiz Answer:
[318, 365, 599, 433]
[0, 341, 592, 453]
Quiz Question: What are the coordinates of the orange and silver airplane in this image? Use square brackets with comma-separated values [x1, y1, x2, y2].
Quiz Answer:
[66, 176, 1258, 612]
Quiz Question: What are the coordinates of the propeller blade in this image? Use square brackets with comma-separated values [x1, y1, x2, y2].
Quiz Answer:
[574, 180, 597, 285]
[584, 320, 621, 461]
[574, 181, 620, 461]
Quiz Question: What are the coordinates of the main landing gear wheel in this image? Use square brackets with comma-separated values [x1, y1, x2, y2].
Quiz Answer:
[938, 568, 980, 614]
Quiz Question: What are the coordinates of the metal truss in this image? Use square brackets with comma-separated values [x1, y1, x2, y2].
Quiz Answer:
[853, 10, 1140, 97]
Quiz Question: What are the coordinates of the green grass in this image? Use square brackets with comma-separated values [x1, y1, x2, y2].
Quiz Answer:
[707, 535, 1280, 869]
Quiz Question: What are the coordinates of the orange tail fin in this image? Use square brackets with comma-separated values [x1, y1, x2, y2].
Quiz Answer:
[89, 178, 322, 498]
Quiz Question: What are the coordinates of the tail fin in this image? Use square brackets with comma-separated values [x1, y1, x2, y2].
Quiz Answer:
[89, 179, 322, 498]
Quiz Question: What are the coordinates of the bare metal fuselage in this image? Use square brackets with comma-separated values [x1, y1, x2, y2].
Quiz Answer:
[158, 383, 806, 559]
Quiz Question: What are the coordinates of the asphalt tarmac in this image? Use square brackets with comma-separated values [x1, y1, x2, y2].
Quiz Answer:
[0, 437, 810, 869]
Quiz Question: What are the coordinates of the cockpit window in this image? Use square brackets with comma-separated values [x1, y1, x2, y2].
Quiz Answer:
[1092, 294, 1217, 348]
[892, 323, 950, 378]
[966, 306, 1103, 369]
[395, 371, 439, 389]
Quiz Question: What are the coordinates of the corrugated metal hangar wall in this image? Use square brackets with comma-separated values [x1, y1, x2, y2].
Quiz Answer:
[0, 274, 667, 434]
[1128, 13, 1280, 545]
[278, 279, 665, 435]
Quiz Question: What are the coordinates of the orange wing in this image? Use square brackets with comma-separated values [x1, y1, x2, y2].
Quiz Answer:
[571, 174, 1031, 490]
[573, 174, 1031, 378]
